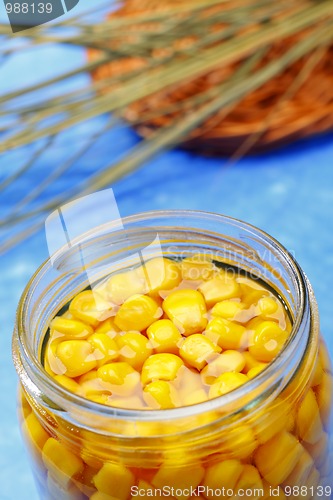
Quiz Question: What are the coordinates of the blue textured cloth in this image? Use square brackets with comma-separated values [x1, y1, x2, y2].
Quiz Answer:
[1, 3, 333, 498]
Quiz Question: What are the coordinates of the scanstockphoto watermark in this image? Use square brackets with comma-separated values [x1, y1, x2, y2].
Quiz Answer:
[3, 0, 80, 32]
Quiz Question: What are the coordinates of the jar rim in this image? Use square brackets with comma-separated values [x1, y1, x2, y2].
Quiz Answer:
[13, 209, 315, 424]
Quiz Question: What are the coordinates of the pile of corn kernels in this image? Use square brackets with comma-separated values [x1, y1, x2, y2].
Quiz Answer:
[44, 256, 291, 409]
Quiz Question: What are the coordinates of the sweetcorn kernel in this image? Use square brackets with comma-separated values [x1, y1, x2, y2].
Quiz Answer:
[202, 459, 243, 498]
[179, 334, 221, 370]
[107, 269, 146, 305]
[181, 254, 215, 281]
[247, 364, 268, 379]
[296, 389, 323, 444]
[249, 321, 288, 362]
[211, 300, 245, 321]
[141, 353, 184, 386]
[152, 462, 205, 500]
[22, 412, 49, 450]
[116, 331, 153, 370]
[204, 317, 247, 350]
[42, 438, 84, 488]
[254, 432, 303, 486]
[95, 318, 119, 337]
[69, 290, 112, 327]
[53, 375, 82, 394]
[50, 317, 93, 340]
[115, 294, 161, 331]
[201, 351, 246, 384]
[242, 351, 263, 373]
[143, 380, 179, 409]
[231, 465, 263, 500]
[316, 372, 333, 428]
[283, 449, 314, 487]
[88, 333, 119, 367]
[162, 289, 207, 336]
[138, 257, 181, 295]
[209, 372, 248, 398]
[257, 297, 279, 316]
[93, 462, 135, 499]
[97, 362, 140, 396]
[198, 276, 240, 308]
[55, 340, 97, 378]
[147, 319, 182, 354]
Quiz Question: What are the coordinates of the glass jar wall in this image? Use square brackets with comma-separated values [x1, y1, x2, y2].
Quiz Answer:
[13, 211, 333, 500]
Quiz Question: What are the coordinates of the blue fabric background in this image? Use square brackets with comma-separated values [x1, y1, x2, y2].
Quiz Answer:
[0, 2, 332, 498]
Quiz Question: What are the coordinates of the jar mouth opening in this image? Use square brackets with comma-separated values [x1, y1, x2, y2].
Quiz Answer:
[14, 209, 311, 423]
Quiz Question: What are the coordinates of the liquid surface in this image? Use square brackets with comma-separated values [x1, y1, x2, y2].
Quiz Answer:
[43, 256, 292, 410]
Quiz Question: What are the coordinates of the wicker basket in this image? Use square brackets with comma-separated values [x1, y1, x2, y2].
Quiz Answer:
[90, 0, 333, 156]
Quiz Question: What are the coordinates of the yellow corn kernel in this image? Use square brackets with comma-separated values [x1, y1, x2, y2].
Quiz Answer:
[209, 372, 248, 399]
[53, 375, 82, 394]
[181, 254, 215, 281]
[182, 388, 208, 406]
[78, 369, 99, 384]
[138, 257, 181, 295]
[19, 390, 32, 419]
[162, 289, 207, 336]
[296, 389, 323, 444]
[201, 351, 246, 385]
[141, 353, 184, 386]
[42, 438, 84, 489]
[283, 449, 314, 487]
[211, 300, 245, 321]
[228, 425, 257, 460]
[179, 334, 221, 371]
[249, 321, 288, 362]
[93, 462, 135, 500]
[69, 290, 112, 327]
[47, 473, 83, 500]
[237, 277, 269, 306]
[304, 432, 329, 468]
[305, 468, 320, 495]
[247, 364, 268, 379]
[22, 412, 49, 450]
[254, 399, 293, 444]
[95, 318, 119, 337]
[316, 372, 333, 428]
[116, 331, 153, 370]
[147, 319, 182, 354]
[152, 462, 205, 500]
[198, 275, 240, 308]
[231, 465, 263, 500]
[204, 317, 248, 350]
[50, 316, 93, 340]
[55, 340, 97, 378]
[202, 459, 243, 498]
[242, 351, 263, 373]
[97, 362, 140, 396]
[257, 297, 279, 316]
[143, 380, 179, 409]
[107, 268, 147, 305]
[88, 333, 119, 367]
[254, 431, 303, 486]
[115, 294, 161, 332]
[79, 371, 109, 401]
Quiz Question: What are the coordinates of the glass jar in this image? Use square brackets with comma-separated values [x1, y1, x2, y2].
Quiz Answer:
[13, 211, 333, 500]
